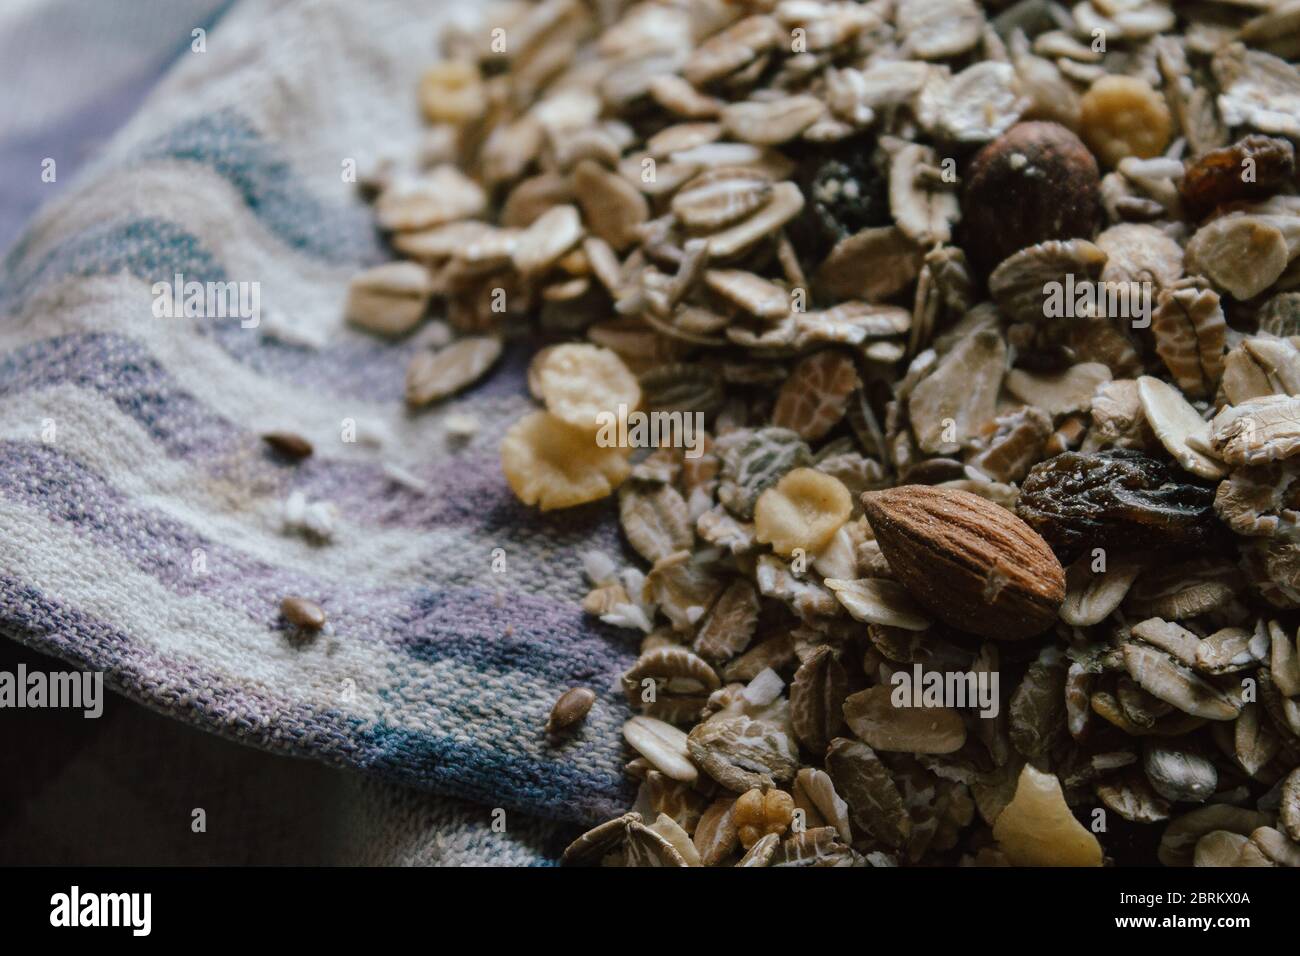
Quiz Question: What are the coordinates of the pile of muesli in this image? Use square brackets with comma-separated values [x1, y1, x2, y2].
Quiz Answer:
[349, 0, 1300, 866]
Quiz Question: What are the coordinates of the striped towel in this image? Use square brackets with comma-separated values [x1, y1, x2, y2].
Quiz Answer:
[0, 0, 638, 863]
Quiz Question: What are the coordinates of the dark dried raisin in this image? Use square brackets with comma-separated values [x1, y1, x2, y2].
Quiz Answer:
[1017, 449, 1221, 560]
[787, 138, 889, 260]
[1179, 135, 1296, 219]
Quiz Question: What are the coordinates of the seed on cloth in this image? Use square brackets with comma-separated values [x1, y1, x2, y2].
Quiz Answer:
[546, 687, 596, 734]
[281, 596, 325, 630]
[262, 431, 313, 461]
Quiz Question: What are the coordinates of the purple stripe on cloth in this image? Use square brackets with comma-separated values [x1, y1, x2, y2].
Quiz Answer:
[0, 572, 633, 823]
[0, 439, 635, 682]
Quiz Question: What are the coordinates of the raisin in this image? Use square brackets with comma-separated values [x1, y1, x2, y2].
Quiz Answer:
[1179, 135, 1296, 219]
[788, 138, 890, 259]
[1017, 449, 1221, 560]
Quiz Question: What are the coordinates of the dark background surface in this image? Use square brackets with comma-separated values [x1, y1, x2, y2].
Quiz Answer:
[0, 640, 362, 864]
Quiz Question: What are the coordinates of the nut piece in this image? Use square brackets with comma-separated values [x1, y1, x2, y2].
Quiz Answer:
[500, 411, 631, 511]
[862, 485, 1065, 640]
[546, 687, 596, 734]
[733, 788, 795, 849]
[961, 122, 1102, 273]
[281, 596, 325, 630]
[1079, 75, 1172, 168]
[754, 468, 852, 557]
[992, 764, 1103, 866]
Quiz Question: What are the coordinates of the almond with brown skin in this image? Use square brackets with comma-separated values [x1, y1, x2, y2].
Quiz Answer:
[861, 486, 1065, 640]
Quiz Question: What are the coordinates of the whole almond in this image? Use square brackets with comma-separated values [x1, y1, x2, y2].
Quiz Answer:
[861, 485, 1065, 640]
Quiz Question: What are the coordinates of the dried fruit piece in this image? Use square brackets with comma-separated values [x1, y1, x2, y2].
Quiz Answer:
[406, 337, 503, 408]
[1180, 135, 1296, 218]
[536, 344, 641, 434]
[500, 411, 630, 511]
[961, 122, 1102, 273]
[992, 764, 1103, 866]
[843, 685, 966, 755]
[862, 485, 1065, 641]
[1079, 75, 1172, 168]
[754, 468, 852, 557]
[1017, 450, 1220, 559]
[1009, 658, 1067, 761]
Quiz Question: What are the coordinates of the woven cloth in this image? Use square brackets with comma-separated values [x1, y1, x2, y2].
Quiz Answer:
[0, 0, 638, 863]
